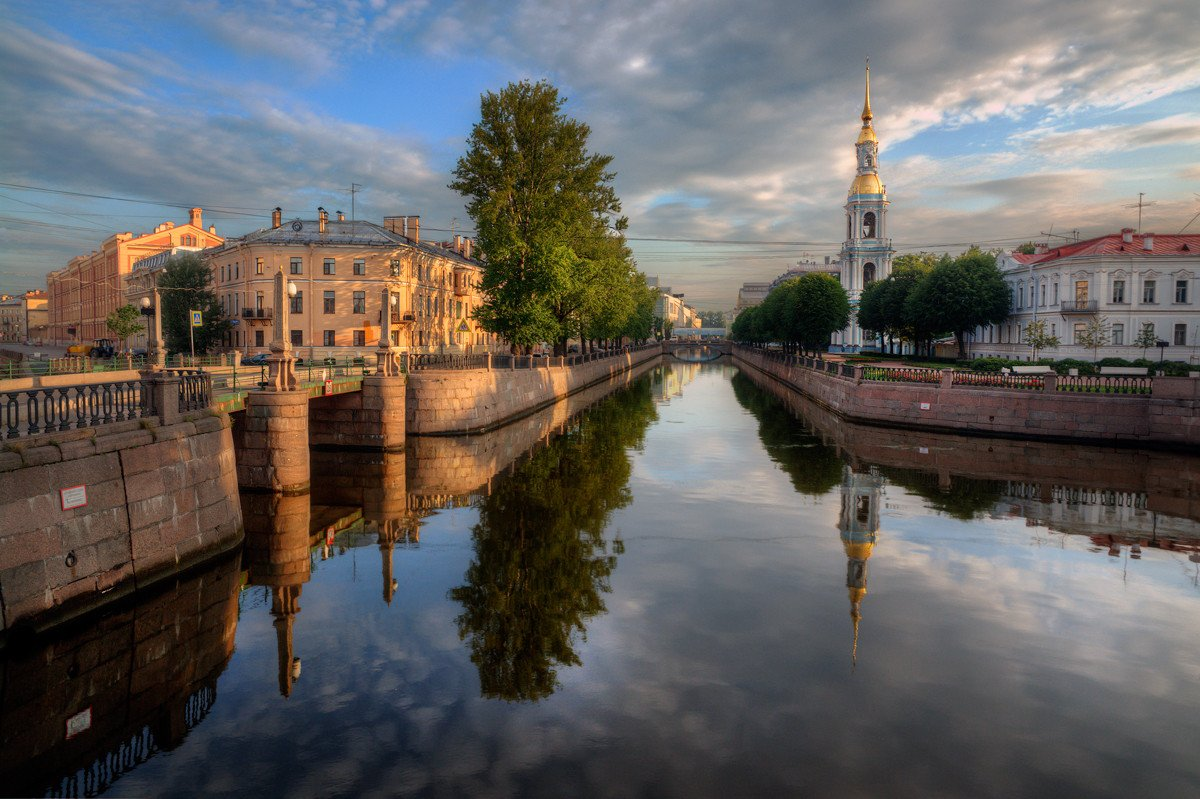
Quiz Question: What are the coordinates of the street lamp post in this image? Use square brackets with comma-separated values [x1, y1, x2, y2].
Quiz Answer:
[376, 288, 403, 376]
[139, 289, 165, 370]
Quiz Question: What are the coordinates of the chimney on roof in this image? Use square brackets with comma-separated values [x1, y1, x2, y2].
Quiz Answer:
[454, 234, 462, 253]
[1035, 244, 1048, 254]
[318, 207, 328, 234]
[1121, 228, 1134, 244]
[272, 207, 282, 229]
[337, 210, 345, 222]
[189, 207, 202, 228]
[209, 225, 216, 234]
[1143, 233, 1154, 251]
[463, 238, 473, 259]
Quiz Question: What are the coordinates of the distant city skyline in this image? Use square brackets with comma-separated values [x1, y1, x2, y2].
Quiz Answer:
[2, 0, 1198, 309]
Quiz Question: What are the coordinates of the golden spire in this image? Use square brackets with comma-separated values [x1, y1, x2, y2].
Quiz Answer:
[862, 59, 873, 124]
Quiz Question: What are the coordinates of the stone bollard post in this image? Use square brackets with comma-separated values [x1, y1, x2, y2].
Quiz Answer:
[1042, 372, 1058, 392]
[141, 371, 183, 425]
[939, 368, 954, 390]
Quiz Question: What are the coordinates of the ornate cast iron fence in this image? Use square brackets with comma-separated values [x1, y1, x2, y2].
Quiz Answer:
[2, 379, 145, 439]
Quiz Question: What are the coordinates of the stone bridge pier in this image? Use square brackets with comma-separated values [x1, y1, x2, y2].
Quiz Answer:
[234, 391, 311, 494]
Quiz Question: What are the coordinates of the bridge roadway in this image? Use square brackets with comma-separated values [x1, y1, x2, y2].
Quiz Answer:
[665, 339, 732, 362]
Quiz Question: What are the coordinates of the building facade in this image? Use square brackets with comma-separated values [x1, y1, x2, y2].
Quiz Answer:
[197, 209, 500, 355]
[969, 230, 1200, 363]
[47, 208, 223, 346]
[0, 290, 47, 344]
[831, 64, 893, 352]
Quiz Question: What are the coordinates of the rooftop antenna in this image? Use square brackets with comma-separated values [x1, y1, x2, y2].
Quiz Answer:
[1123, 192, 1156, 233]
[1178, 193, 1200, 234]
[347, 183, 363, 225]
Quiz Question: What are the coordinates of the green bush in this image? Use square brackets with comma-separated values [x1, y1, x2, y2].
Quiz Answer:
[1158, 360, 1193, 377]
[1097, 357, 1134, 368]
[1050, 358, 1097, 376]
[968, 356, 1019, 373]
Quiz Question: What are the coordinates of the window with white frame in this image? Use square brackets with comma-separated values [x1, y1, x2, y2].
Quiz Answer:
[1175, 323, 1187, 345]
[1175, 279, 1189, 303]
[1143, 280, 1156, 303]
[1112, 323, 1123, 345]
[1112, 280, 1125, 303]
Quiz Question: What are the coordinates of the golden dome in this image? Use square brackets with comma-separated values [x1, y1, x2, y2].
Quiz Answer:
[850, 173, 883, 196]
[856, 124, 878, 145]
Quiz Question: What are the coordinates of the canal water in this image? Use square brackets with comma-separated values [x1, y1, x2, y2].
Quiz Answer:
[4, 360, 1200, 798]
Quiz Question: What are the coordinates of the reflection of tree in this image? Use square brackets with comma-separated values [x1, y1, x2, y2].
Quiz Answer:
[877, 467, 1005, 520]
[451, 378, 658, 701]
[730, 372, 843, 495]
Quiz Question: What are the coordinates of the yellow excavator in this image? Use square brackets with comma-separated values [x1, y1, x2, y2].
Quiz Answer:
[66, 338, 116, 357]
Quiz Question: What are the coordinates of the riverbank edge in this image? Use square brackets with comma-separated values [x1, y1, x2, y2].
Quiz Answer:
[406, 344, 664, 436]
[732, 345, 1200, 452]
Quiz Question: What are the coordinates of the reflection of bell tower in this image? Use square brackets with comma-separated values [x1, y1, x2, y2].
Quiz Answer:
[838, 465, 885, 666]
[242, 493, 312, 698]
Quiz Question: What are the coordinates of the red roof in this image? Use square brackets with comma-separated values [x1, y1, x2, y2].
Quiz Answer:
[1012, 232, 1200, 264]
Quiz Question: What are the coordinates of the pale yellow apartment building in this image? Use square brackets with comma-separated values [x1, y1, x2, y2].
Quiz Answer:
[194, 208, 500, 356]
[0, 290, 48, 344]
[48, 208, 224, 346]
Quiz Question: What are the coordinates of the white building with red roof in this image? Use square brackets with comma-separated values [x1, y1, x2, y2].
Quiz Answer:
[969, 228, 1200, 364]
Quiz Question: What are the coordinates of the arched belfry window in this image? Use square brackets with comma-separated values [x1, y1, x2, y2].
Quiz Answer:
[863, 262, 876, 285]
[862, 212, 876, 238]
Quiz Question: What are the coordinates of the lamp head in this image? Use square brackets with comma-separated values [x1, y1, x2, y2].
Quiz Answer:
[390, 294, 398, 306]
[140, 297, 151, 309]
[287, 281, 298, 298]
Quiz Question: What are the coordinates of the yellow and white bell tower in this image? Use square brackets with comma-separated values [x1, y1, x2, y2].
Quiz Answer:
[833, 62, 894, 352]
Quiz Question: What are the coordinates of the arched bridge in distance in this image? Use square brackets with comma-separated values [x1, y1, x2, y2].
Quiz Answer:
[667, 340, 732, 363]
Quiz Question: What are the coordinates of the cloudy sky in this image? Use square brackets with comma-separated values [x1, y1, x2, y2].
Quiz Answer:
[2, 0, 1199, 309]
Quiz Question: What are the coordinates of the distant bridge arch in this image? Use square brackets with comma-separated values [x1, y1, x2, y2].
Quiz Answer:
[667, 340, 732, 362]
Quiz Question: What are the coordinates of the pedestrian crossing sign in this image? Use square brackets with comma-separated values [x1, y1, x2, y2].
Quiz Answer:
[190, 310, 203, 327]
[457, 320, 470, 333]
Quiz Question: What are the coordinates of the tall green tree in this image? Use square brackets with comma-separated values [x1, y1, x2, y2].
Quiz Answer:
[790, 273, 851, 354]
[1076, 316, 1112, 362]
[105, 304, 145, 351]
[905, 248, 1009, 359]
[1133, 323, 1158, 358]
[158, 253, 228, 355]
[698, 310, 726, 328]
[1023, 319, 1060, 361]
[450, 80, 632, 355]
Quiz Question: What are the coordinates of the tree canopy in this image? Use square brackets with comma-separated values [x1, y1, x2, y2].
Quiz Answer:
[105, 304, 144, 351]
[730, 273, 849, 354]
[905, 248, 1010, 359]
[450, 80, 646, 354]
[158, 253, 228, 355]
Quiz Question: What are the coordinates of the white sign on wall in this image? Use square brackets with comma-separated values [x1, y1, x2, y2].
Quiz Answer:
[60, 485, 87, 511]
[66, 707, 92, 739]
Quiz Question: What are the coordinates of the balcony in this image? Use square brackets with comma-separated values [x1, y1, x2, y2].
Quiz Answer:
[241, 307, 274, 324]
[1059, 300, 1098, 314]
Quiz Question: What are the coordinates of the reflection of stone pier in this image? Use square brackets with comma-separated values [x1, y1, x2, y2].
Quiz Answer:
[242, 493, 312, 698]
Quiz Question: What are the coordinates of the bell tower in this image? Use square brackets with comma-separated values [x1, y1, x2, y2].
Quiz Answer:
[834, 61, 893, 352]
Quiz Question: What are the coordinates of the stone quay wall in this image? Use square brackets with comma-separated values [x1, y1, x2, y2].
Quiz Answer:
[406, 345, 663, 435]
[733, 345, 1200, 450]
[0, 411, 242, 639]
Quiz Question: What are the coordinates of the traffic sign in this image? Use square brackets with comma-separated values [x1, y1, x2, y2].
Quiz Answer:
[190, 310, 203, 327]
[457, 320, 470, 333]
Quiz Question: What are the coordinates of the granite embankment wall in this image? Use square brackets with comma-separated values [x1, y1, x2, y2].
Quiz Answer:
[737, 363, 1200, 524]
[733, 345, 1200, 450]
[406, 345, 662, 435]
[0, 550, 240, 797]
[0, 411, 242, 638]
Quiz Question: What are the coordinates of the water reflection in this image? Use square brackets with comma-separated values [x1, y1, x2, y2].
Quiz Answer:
[839, 465, 884, 667]
[0, 551, 240, 797]
[734, 366, 1200, 565]
[450, 378, 660, 701]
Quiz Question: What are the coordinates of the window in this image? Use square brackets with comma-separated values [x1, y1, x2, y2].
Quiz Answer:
[353, 291, 366, 314]
[323, 330, 335, 346]
[1073, 322, 1086, 343]
[1040, 283, 1046, 306]
[353, 330, 365, 347]
[235, 263, 239, 280]
[1143, 280, 1156, 303]
[1175, 279, 1189, 303]
[1112, 323, 1123, 345]
[862, 212, 876, 238]
[255, 330, 264, 347]
[290, 257, 302, 275]
[1175, 323, 1188, 346]
[353, 259, 366, 276]
[1050, 323, 1056, 337]
[1112, 280, 1125, 303]
[1018, 286, 1025, 308]
[256, 257, 264, 275]
[290, 330, 303, 346]
[862, 262, 876, 285]
[323, 258, 336, 275]
[1074, 280, 1088, 305]
[255, 291, 264, 311]
[323, 290, 335, 314]
[290, 291, 303, 314]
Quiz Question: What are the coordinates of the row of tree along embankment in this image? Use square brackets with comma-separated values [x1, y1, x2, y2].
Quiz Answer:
[406, 343, 664, 435]
[732, 345, 1200, 451]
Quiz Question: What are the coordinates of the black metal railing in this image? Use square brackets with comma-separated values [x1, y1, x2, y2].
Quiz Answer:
[241, 307, 274, 319]
[409, 353, 490, 371]
[2, 380, 145, 439]
[179, 371, 213, 411]
[952, 371, 1045, 390]
[860, 366, 944, 384]
[1059, 300, 1099, 313]
[1056, 374, 1152, 395]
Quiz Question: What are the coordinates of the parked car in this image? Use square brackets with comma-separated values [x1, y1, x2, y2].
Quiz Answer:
[242, 353, 270, 366]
